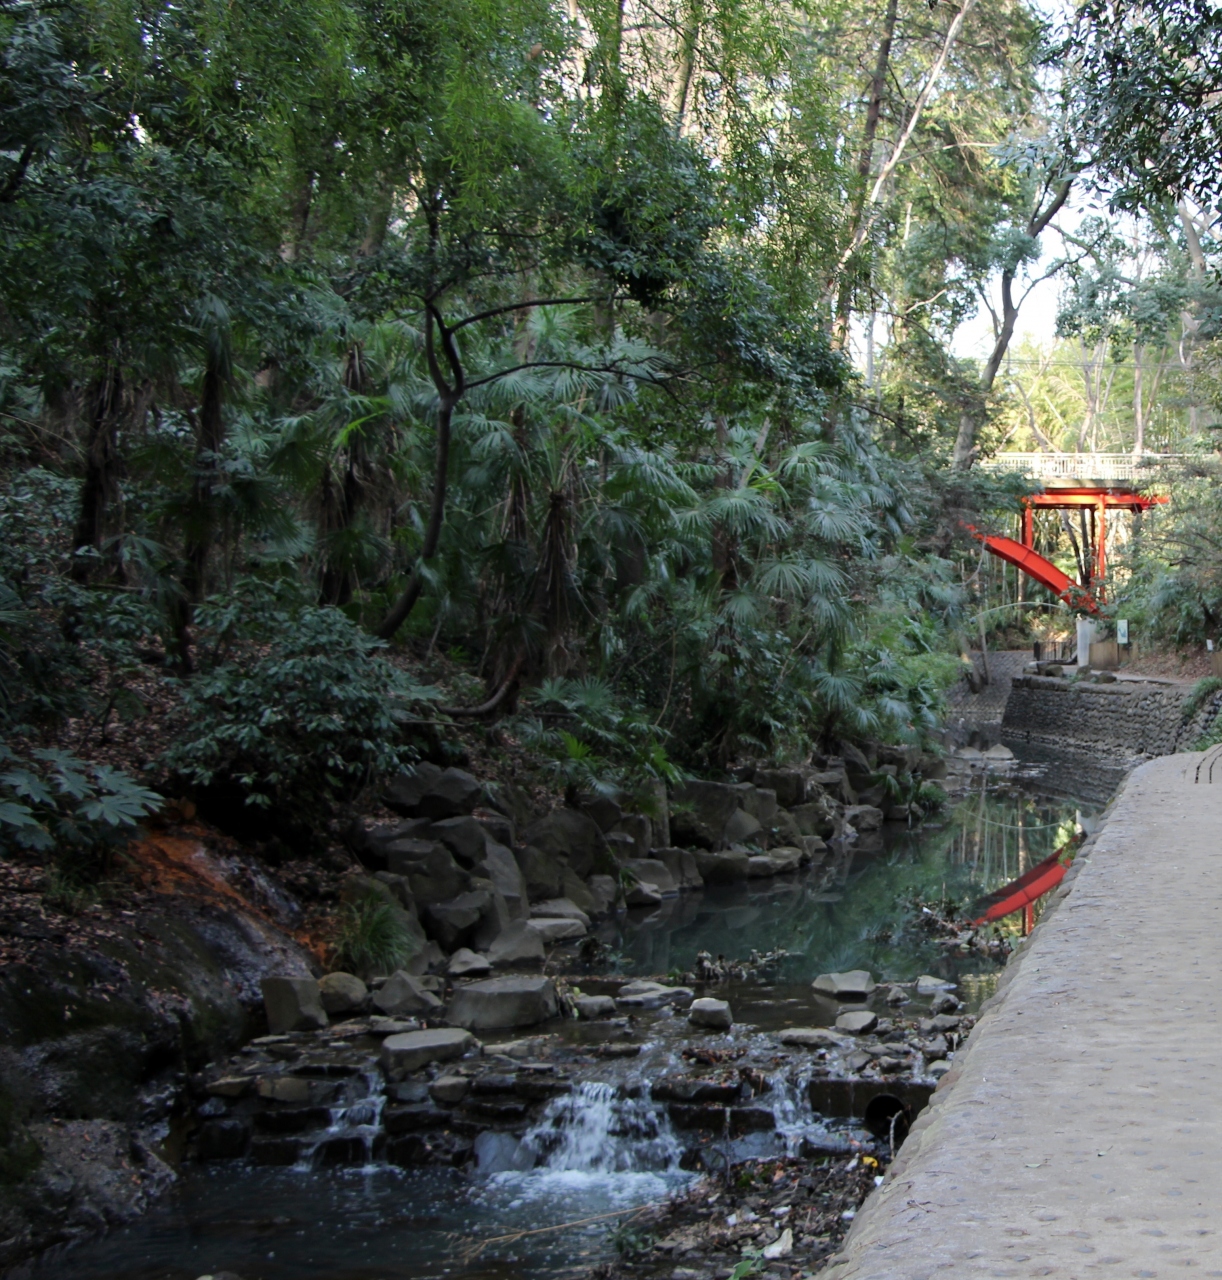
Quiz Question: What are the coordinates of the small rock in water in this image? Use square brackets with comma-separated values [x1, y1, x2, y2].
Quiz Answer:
[615, 980, 694, 1009]
[448, 948, 492, 977]
[884, 985, 909, 1006]
[982, 743, 1014, 760]
[688, 997, 733, 1031]
[625, 881, 663, 907]
[929, 1059, 953, 1078]
[915, 974, 956, 996]
[776, 1027, 844, 1048]
[812, 970, 876, 1001]
[921, 1035, 949, 1060]
[575, 994, 617, 1020]
[835, 1010, 878, 1035]
[930, 991, 961, 1014]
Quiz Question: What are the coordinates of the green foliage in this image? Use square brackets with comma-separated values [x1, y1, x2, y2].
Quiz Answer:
[333, 892, 419, 977]
[0, 743, 162, 877]
[165, 581, 437, 814]
[515, 677, 681, 805]
[1182, 677, 1222, 723]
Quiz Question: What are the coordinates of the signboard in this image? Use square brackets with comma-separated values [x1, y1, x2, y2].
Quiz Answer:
[1117, 619, 1129, 646]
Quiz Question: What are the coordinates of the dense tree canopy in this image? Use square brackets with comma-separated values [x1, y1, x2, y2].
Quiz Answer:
[3, 0, 1222, 856]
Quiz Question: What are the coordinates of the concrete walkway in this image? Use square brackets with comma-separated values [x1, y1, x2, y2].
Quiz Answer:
[826, 751, 1222, 1280]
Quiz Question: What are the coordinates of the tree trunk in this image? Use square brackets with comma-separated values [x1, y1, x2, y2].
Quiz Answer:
[71, 367, 124, 581]
[952, 178, 1071, 469]
[319, 345, 368, 606]
[1131, 343, 1145, 457]
[376, 306, 462, 640]
[832, 0, 899, 350]
[172, 335, 228, 669]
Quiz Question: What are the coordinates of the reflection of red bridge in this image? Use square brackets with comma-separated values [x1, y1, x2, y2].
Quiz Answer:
[972, 838, 1080, 933]
[968, 481, 1167, 611]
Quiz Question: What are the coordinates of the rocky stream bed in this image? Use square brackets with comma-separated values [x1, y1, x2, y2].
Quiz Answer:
[0, 745, 1097, 1278]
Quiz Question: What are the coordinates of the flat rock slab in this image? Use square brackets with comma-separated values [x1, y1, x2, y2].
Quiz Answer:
[446, 976, 558, 1030]
[776, 1027, 846, 1048]
[834, 1010, 877, 1035]
[379, 1028, 474, 1076]
[828, 753, 1222, 1278]
[688, 997, 733, 1030]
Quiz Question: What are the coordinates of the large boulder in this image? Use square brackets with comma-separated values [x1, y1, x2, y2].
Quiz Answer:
[770, 808, 803, 846]
[317, 972, 367, 1015]
[261, 977, 327, 1033]
[373, 970, 443, 1016]
[586, 874, 619, 916]
[356, 818, 432, 869]
[654, 848, 703, 890]
[724, 808, 763, 846]
[445, 975, 558, 1030]
[529, 898, 591, 927]
[522, 809, 613, 878]
[525, 918, 586, 943]
[385, 840, 468, 905]
[790, 799, 837, 839]
[485, 919, 545, 966]
[578, 794, 623, 833]
[753, 768, 807, 809]
[669, 780, 742, 849]
[470, 883, 514, 951]
[646, 779, 671, 848]
[423, 890, 491, 951]
[448, 948, 491, 977]
[429, 816, 490, 869]
[475, 841, 527, 918]
[383, 765, 483, 820]
[844, 805, 884, 833]
[515, 845, 564, 901]
[380, 1027, 474, 1077]
[382, 763, 445, 815]
[609, 814, 651, 860]
[622, 858, 679, 896]
[559, 867, 595, 915]
[692, 849, 750, 884]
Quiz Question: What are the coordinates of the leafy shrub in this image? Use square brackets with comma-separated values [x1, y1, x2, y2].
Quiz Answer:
[515, 677, 681, 806]
[0, 744, 162, 877]
[333, 893, 419, 977]
[1182, 676, 1222, 723]
[166, 580, 438, 819]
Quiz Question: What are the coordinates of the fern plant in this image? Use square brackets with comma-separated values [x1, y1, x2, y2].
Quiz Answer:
[0, 743, 162, 876]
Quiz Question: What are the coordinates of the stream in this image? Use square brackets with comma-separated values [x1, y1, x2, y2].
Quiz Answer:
[39, 750, 1105, 1280]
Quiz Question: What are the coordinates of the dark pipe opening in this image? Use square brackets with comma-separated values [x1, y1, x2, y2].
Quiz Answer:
[863, 1093, 911, 1147]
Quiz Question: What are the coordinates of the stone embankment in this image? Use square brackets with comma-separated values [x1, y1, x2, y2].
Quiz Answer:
[1003, 671, 1222, 758]
[823, 751, 1222, 1278]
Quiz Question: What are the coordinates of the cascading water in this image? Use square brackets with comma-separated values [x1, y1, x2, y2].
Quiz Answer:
[296, 1070, 386, 1171]
[521, 1081, 684, 1174]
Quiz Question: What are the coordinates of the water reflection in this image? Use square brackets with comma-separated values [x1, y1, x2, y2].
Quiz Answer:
[606, 764, 1097, 989]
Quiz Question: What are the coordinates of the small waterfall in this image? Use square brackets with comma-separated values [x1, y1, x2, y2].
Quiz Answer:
[521, 1082, 683, 1174]
[296, 1070, 386, 1170]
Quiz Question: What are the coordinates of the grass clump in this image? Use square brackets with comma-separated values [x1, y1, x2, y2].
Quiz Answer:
[333, 893, 419, 978]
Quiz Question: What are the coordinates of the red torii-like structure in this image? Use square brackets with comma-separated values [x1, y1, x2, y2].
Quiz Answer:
[967, 484, 1167, 613]
[1018, 487, 1167, 599]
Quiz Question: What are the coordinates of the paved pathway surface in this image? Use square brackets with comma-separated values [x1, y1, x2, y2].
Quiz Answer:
[826, 751, 1222, 1280]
